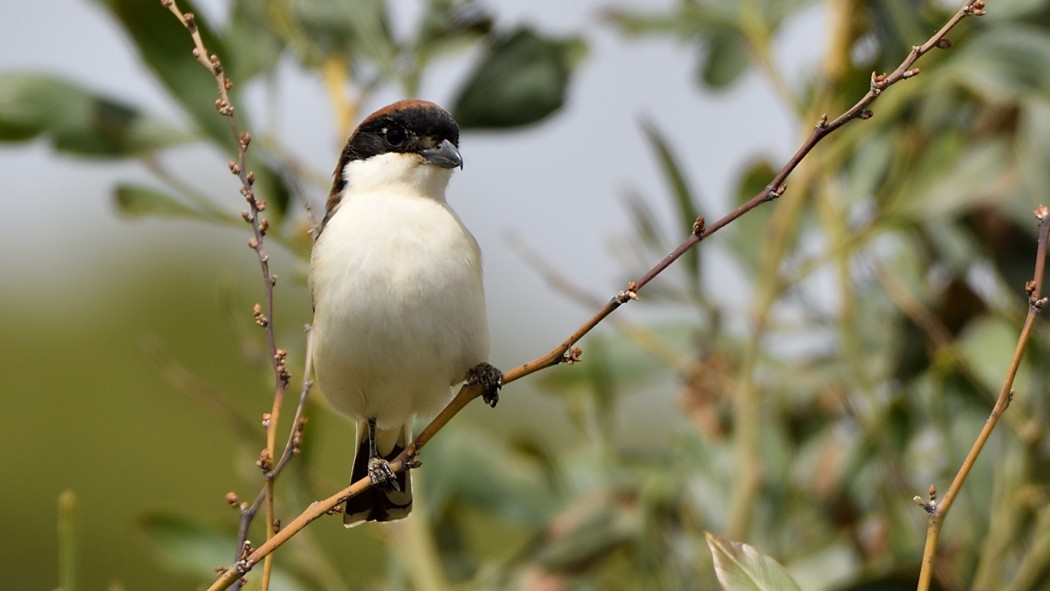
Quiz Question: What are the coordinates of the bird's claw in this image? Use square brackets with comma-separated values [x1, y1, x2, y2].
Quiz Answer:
[367, 457, 400, 491]
[467, 362, 503, 408]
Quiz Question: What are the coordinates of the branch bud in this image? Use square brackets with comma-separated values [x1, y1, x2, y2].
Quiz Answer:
[256, 448, 273, 472]
[692, 216, 706, 236]
[253, 303, 268, 327]
[562, 347, 583, 365]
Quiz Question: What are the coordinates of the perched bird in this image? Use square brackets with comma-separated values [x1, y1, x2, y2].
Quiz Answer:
[310, 100, 501, 526]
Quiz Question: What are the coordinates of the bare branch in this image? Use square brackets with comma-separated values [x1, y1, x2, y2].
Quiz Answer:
[160, 1, 309, 589]
[915, 203, 1050, 591]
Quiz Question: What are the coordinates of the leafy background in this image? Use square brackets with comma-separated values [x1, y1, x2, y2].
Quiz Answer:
[2, 0, 1050, 590]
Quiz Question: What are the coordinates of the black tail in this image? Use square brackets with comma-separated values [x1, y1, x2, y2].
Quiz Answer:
[344, 422, 412, 526]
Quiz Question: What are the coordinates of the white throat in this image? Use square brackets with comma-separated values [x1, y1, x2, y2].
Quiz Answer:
[341, 152, 454, 203]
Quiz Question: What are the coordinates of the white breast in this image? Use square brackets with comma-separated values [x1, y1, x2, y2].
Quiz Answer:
[310, 183, 490, 429]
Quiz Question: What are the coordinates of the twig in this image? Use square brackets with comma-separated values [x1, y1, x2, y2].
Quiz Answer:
[200, 2, 986, 587]
[161, 1, 296, 589]
[506, 232, 694, 375]
[229, 326, 313, 591]
[914, 205, 1050, 591]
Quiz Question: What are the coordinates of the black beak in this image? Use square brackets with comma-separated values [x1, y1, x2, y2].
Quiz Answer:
[421, 139, 463, 170]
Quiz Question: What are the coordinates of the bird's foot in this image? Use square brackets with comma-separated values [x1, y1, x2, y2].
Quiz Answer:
[367, 457, 400, 491]
[467, 362, 503, 408]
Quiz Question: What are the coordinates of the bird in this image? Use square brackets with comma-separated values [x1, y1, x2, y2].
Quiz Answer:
[309, 100, 502, 526]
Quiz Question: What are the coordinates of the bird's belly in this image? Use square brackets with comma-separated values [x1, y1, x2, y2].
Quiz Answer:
[310, 196, 489, 428]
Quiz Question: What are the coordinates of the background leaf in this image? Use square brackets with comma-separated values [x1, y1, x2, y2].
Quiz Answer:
[641, 119, 703, 285]
[113, 184, 207, 221]
[225, 0, 285, 80]
[699, 30, 751, 89]
[452, 27, 586, 129]
[137, 512, 314, 590]
[96, 0, 238, 148]
[0, 73, 190, 156]
[706, 532, 803, 591]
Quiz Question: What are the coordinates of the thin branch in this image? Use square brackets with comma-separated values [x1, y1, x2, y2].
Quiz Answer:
[914, 204, 1050, 591]
[200, 2, 987, 587]
[506, 232, 695, 375]
[161, 1, 296, 589]
[229, 326, 314, 591]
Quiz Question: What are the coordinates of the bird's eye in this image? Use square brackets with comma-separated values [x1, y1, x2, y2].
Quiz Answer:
[384, 126, 406, 147]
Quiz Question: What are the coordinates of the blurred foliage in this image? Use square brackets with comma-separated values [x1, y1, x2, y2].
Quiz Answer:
[451, 27, 587, 128]
[707, 532, 803, 591]
[0, 73, 193, 156]
[6, 0, 1050, 590]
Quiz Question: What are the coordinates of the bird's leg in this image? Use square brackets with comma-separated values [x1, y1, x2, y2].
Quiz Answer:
[466, 362, 503, 408]
[365, 417, 400, 491]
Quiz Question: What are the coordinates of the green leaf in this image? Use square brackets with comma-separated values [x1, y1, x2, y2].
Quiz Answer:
[113, 184, 206, 220]
[949, 24, 1050, 103]
[96, 2, 296, 220]
[699, 30, 750, 90]
[608, 0, 813, 90]
[252, 159, 293, 221]
[725, 158, 778, 271]
[96, 0, 240, 148]
[605, 10, 698, 38]
[414, 0, 493, 58]
[531, 496, 640, 572]
[641, 119, 702, 285]
[1017, 97, 1050, 195]
[901, 138, 1010, 220]
[867, 0, 934, 63]
[706, 532, 803, 591]
[623, 188, 667, 254]
[226, 0, 285, 80]
[283, 0, 397, 72]
[0, 73, 191, 157]
[422, 424, 558, 525]
[452, 27, 586, 129]
[957, 315, 1025, 396]
[606, 1, 735, 39]
[843, 130, 894, 206]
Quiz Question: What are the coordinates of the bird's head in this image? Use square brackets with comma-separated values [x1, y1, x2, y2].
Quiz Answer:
[322, 100, 463, 227]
